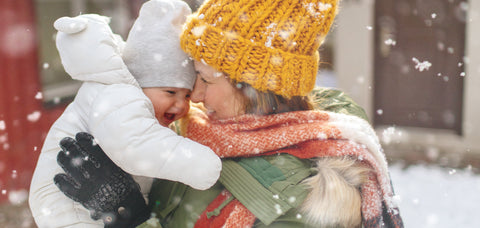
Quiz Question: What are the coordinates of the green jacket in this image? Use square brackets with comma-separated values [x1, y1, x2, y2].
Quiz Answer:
[138, 87, 368, 228]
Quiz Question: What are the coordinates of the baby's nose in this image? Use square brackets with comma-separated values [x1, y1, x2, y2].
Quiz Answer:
[172, 99, 189, 113]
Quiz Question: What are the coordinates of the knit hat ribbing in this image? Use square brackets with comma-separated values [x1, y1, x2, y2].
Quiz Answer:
[123, 0, 196, 89]
[180, 0, 338, 98]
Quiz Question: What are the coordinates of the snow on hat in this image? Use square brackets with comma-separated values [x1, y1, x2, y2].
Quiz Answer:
[123, 0, 195, 89]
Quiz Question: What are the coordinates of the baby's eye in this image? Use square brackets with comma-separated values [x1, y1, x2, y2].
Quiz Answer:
[166, 90, 176, 95]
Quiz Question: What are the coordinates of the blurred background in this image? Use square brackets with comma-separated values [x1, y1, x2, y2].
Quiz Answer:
[0, 0, 479, 227]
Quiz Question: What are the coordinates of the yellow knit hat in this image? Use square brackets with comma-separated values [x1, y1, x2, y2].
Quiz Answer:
[180, 0, 338, 98]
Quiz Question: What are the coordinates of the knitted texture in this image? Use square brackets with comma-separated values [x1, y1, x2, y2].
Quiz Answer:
[194, 190, 256, 228]
[180, 0, 339, 98]
[185, 110, 404, 227]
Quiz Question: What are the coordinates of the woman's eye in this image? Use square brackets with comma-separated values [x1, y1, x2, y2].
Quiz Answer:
[200, 77, 211, 84]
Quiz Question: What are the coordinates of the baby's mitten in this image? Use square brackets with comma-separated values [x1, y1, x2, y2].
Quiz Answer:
[54, 132, 150, 227]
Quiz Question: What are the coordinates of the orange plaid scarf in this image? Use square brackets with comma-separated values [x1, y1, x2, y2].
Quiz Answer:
[186, 110, 403, 228]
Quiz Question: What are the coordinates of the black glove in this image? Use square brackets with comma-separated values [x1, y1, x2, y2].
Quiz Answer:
[54, 132, 150, 228]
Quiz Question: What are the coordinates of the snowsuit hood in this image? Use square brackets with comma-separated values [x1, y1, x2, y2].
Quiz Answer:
[54, 14, 139, 86]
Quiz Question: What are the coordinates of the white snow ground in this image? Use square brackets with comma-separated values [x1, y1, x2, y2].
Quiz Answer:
[389, 164, 480, 228]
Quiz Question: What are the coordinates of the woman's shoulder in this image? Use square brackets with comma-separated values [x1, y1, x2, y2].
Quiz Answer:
[310, 87, 369, 122]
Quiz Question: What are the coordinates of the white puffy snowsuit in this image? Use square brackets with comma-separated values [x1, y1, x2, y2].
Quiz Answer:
[29, 1, 221, 227]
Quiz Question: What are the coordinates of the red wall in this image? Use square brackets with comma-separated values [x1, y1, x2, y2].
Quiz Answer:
[0, 0, 65, 203]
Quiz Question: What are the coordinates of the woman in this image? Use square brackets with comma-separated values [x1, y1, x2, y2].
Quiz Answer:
[55, 0, 404, 227]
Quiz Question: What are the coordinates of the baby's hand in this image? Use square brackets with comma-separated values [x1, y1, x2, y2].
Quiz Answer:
[54, 14, 128, 80]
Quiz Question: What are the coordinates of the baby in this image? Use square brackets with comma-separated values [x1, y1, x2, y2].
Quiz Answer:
[29, 0, 221, 227]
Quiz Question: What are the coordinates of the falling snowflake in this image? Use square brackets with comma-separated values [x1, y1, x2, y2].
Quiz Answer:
[8, 189, 29, 205]
[391, 194, 402, 207]
[288, 196, 296, 203]
[181, 59, 189, 67]
[376, 109, 384, 115]
[382, 126, 396, 145]
[447, 47, 454, 54]
[27, 111, 41, 122]
[1, 24, 35, 57]
[35, 92, 43, 100]
[318, 3, 332, 11]
[412, 57, 432, 72]
[0, 120, 5, 130]
[53, 97, 61, 104]
[384, 38, 396, 46]
[449, 169, 457, 175]
[274, 204, 283, 215]
[213, 72, 223, 78]
[0, 134, 7, 143]
[437, 42, 445, 51]
[191, 25, 206, 37]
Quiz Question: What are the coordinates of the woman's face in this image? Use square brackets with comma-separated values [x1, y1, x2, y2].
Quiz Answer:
[191, 61, 245, 120]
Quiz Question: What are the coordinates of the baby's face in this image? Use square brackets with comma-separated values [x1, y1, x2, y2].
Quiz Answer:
[142, 87, 191, 127]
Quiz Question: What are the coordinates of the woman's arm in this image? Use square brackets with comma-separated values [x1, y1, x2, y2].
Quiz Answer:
[310, 87, 369, 121]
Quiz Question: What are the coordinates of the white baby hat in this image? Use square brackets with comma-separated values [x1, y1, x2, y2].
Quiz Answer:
[123, 0, 196, 89]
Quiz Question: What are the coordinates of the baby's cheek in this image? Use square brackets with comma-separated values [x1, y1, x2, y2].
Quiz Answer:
[181, 101, 190, 117]
[173, 101, 189, 120]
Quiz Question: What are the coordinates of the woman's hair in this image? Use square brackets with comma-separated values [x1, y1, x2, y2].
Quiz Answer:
[232, 80, 314, 116]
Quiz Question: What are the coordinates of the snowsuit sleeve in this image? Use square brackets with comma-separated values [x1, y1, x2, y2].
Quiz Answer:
[29, 97, 104, 228]
[89, 84, 221, 190]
